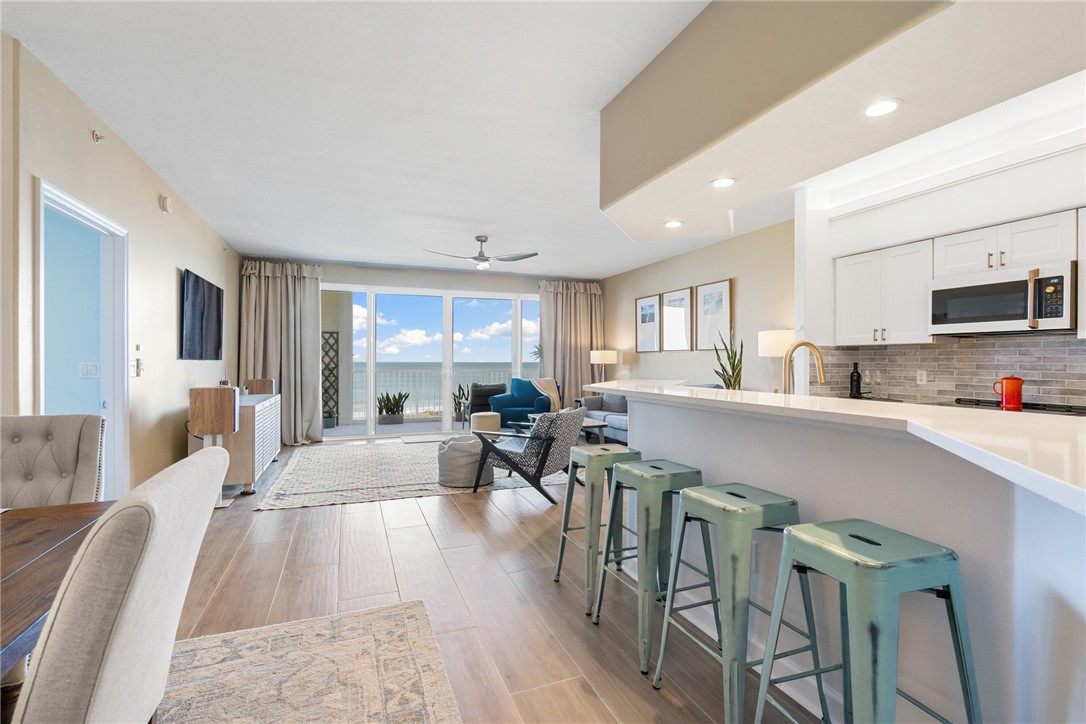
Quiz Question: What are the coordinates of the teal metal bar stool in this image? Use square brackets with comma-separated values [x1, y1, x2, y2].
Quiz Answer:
[555, 443, 642, 614]
[653, 484, 831, 724]
[755, 519, 982, 724]
[591, 459, 703, 674]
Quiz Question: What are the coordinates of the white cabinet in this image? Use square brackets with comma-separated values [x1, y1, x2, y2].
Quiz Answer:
[934, 209, 1076, 277]
[836, 239, 933, 346]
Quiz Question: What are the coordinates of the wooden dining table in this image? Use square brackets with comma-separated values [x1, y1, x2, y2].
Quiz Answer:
[1, 501, 114, 676]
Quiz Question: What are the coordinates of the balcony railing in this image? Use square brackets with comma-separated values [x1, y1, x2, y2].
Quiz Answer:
[350, 364, 540, 421]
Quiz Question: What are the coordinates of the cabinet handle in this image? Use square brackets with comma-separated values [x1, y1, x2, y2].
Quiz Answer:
[987, 252, 994, 269]
[1027, 268, 1039, 329]
[881, 328, 886, 341]
[999, 250, 1006, 267]
[872, 328, 878, 342]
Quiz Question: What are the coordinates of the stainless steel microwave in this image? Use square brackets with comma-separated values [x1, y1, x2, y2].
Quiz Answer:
[929, 261, 1076, 335]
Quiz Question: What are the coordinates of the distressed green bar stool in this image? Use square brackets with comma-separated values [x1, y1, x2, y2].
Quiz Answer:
[755, 519, 982, 724]
[555, 443, 642, 614]
[591, 459, 703, 674]
[653, 484, 832, 724]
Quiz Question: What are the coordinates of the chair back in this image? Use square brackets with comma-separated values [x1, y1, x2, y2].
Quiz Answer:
[12, 447, 228, 724]
[468, 383, 506, 415]
[1, 415, 106, 508]
[527, 407, 586, 477]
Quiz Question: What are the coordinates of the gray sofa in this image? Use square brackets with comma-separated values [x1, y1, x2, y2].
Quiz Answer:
[579, 393, 629, 443]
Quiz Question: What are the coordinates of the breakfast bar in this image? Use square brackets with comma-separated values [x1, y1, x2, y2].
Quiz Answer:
[586, 379, 1085, 723]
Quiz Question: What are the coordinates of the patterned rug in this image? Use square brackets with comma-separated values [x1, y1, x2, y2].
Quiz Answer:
[160, 601, 462, 723]
[259, 440, 566, 510]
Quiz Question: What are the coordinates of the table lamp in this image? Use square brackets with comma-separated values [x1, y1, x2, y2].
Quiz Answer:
[590, 349, 618, 383]
[189, 386, 239, 507]
[758, 329, 795, 394]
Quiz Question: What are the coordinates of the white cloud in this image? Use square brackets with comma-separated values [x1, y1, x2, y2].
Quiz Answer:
[377, 328, 441, 355]
[522, 318, 539, 341]
[353, 337, 367, 360]
[460, 345, 473, 354]
[353, 305, 396, 333]
[467, 319, 513, 341]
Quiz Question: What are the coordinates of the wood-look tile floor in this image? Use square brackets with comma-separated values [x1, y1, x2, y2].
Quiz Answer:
[177, 447, 815, 723]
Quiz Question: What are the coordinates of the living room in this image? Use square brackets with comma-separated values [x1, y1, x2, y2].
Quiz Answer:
[2, 2, 1085, 723]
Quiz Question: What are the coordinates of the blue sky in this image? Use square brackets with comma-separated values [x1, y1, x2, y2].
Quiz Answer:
[352, 293, 539, 364]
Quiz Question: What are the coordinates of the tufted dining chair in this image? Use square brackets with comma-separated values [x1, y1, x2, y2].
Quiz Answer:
[11, 447, 228, 724]
[472, 407, 586, 504]
[1, 415, 106, 508]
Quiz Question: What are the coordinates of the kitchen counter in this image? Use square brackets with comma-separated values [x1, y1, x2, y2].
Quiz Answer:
[586, 379, 1085, 515]
[584, 378, 1085, 722]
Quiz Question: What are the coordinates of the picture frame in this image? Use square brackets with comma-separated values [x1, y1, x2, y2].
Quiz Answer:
[694, 279, 732, 351]
[660, 287, 693, 351]
[635, 294, 660, 353]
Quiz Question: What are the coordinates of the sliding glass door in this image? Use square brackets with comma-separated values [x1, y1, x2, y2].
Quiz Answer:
[322, 284, 538, 436]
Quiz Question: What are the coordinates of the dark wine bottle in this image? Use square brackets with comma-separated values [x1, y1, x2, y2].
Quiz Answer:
[849, 362, 862, 398]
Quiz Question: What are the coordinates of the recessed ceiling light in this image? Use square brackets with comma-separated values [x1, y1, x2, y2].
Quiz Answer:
[710, 178, 736, 189]
[864, 99, 901, 117]
[664, 220, 683, 229]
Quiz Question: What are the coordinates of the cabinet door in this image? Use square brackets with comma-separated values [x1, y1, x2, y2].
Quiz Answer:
[881, 240, 933, 344]
[933, 226, 998, 277]
[836, 252, 882, 346]
[997, 209, 1076, 269]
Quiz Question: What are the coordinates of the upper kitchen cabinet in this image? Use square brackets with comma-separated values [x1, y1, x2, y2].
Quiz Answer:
[934, 210, 1077, 277]
[836, 239, 933, 346]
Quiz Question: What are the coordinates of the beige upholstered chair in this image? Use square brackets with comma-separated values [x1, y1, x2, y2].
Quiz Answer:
[1, 415, 106, 508]
[11, 447, 228, 724]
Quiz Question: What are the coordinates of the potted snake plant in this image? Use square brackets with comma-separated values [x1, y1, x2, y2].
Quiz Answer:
[377, 391, 409, 425]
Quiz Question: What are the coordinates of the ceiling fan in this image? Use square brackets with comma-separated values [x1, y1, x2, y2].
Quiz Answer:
[423, 235, 538, 270]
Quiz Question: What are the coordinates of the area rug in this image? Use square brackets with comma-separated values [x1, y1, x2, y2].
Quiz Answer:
[160, 600, 461, 723]
[258, 440, 566, 510]
[399, 433, 457, 444]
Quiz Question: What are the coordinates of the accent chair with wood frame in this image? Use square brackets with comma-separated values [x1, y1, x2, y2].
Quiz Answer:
[472, 407, 586, 504]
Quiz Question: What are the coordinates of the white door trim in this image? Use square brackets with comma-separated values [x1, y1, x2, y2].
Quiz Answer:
[36, 178, 131, 499]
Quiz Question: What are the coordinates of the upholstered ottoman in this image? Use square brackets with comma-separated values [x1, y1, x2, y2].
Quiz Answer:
[470, 411, 500, 433]
[438, 435, 493, 488]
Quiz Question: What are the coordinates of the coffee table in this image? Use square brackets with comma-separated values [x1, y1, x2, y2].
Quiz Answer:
[527, 414, 607, 444]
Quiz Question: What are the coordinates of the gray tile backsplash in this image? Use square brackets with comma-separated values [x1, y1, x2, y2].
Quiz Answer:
[810, 334, 1086, 406]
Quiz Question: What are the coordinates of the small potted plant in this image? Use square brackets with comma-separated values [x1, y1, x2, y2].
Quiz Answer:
[452, 383, 469, 426]
[713, 332, 743, 390]
[322, 405, 337, 429]
[377, 391, 409, 425]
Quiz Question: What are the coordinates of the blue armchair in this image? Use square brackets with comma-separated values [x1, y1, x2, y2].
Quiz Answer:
[490, 378, 551, 427]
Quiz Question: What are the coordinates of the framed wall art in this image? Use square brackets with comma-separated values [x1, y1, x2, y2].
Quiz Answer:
[635, 294, 660, 352]
[694, 279, 732, 351]
[661, 287, 692, 351]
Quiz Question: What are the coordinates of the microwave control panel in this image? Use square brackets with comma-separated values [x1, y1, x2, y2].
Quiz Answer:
[1038, 276, 1064, 319]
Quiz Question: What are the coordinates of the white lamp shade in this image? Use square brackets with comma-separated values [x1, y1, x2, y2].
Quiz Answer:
[590, 349, 618, 365]
[757, 329, 795, 358]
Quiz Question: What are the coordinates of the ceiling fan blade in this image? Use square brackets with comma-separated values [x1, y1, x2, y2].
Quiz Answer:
[422, 249, 475, 260]
[492, 252, 539, 262]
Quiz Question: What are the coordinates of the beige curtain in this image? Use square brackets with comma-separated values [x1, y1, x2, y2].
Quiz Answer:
[240, 260, 323, 445]
[539, 280, 604, 407]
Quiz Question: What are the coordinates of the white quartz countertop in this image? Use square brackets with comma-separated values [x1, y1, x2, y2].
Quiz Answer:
[585, 380, 1086, 515]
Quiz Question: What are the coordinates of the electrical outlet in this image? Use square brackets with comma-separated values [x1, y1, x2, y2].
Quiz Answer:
[916, 370, 928, 385]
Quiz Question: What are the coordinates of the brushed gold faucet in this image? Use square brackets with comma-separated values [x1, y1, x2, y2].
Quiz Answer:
[782, 340, 825, 395]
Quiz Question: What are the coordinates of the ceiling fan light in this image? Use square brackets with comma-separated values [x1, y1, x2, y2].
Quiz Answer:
[475, 261, 490, 270]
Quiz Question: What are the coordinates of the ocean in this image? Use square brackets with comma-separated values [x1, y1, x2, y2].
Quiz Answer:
[346, 361, 540, 419]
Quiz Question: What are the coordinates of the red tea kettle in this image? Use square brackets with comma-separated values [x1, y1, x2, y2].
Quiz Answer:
[992, 375, 1024, 412]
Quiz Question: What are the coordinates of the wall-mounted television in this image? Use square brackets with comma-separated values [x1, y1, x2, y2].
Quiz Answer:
[180, 269, 224, 360]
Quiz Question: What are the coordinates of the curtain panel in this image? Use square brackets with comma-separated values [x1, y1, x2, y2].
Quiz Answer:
[539, 280, 604, 407]
[240, 260, 323, 445]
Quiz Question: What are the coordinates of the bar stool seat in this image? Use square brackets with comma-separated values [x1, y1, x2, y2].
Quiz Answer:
[592, 459, 703, 674]
[755, 519, 982, 723]
[555, 444, 642, 614]
[653, 484, 831, 724]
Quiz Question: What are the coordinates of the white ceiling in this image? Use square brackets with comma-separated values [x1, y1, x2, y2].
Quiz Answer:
[3, 2, 1084, 280]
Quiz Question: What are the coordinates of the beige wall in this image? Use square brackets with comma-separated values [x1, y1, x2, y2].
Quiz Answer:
[321, 261, 542, 296]
[3, 39, 241, 487]
[602, 221, 794, 392]
[2, 35, 16, 413]
[599, 1, 945, 209]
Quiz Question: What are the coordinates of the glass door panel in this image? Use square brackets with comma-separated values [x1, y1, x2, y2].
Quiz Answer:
[375, 293, 444, 433]
[453, 298, 514, 425]
[521, 299, 541, 379]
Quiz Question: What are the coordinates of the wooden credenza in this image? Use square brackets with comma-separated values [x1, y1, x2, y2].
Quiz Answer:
[189, 393, 281, 493]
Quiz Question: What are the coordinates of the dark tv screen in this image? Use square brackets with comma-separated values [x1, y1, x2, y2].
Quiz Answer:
[180, 269, 224, 360]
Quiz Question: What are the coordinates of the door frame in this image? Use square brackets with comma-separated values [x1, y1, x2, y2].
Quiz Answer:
[321, 282, 538, 435]
[35, 178, 131, 498]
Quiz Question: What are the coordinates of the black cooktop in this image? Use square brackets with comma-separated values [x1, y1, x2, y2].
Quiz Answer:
[951, 398, 1086, 417]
